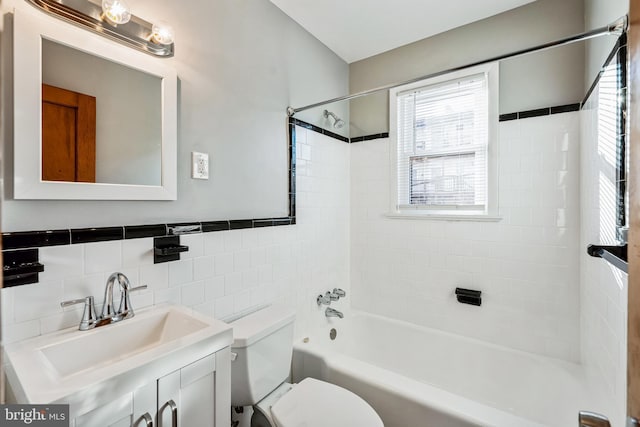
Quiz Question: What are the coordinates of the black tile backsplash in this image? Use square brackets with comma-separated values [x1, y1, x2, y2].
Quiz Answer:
[498, 112, 517, 122]
[2, 229, 71, 250]
[550, 104, 580, 114]
[125, 224, 167, 239]
[350, 132, 390, 143]
[229, 220, 254, 230]
[518, 107, 550, 119]
[273, 218, 292, 226]
[71, 227, 124, 244]
[290, 117, 389, 143]
[498, 103, 581, 122]
[253, 219, 275, 228]
[201, 221, 230, 233]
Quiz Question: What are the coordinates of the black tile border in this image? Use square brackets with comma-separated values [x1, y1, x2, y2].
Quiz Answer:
[2, 229, 71, 250]
[201, 221, 230, 233]
[289, 117, 390, 143]
[498, 103, 580, 122]
[1, 118, 300, 277]
[289, 118, 349, 142]
[350, 132, 389, 143]
[2, 216, 298, 252]
[71, 227, 124, 244]
[125, 224, 167, 239]
[230, 219, 254, 230]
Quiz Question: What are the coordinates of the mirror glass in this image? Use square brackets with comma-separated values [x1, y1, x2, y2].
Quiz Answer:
[41, 39, 162, 186]
[13, 9, 177, 200]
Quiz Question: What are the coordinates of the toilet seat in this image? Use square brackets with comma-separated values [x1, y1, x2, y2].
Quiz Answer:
[270, 378, 383, 427]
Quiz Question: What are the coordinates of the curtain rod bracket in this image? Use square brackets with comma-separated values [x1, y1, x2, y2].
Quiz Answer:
[609, 15, 629, 35]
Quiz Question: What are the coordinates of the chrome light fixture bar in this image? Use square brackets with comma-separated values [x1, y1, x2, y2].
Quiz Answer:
[25, 0, 174, 57]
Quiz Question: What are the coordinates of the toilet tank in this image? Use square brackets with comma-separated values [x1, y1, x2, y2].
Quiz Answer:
[230, 304, 296, 406]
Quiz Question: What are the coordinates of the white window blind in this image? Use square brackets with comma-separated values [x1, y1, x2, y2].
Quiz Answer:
[395, 73, 489, 212]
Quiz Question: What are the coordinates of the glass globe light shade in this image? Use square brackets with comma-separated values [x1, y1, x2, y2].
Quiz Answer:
[101, 0, 131, 25]
[151, 21, 175, 45]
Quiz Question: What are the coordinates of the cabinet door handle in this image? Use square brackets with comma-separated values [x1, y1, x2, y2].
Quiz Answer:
[140, 412, 153, 427]
[166, 400, 178, 427]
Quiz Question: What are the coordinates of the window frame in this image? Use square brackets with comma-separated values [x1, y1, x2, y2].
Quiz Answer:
[388, 62, 499, 220]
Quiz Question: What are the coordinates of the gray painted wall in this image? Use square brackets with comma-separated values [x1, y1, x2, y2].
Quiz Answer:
[348, 0, 586, 137]
[584, 0, 628, 90]
[0, 0, 349, 231]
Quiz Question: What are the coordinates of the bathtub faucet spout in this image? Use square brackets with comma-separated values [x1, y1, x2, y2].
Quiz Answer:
[325, 307, 343, 318]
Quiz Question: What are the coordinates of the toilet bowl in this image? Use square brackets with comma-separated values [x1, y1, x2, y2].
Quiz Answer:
[230, 305, 383, 427]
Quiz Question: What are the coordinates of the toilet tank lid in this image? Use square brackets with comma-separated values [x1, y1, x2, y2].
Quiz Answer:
[230, 304, 295, 348]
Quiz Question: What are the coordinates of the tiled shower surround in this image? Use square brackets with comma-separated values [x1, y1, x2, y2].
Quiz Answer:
[350, 112, 581, 361]
[580, 57, 627, 418]
[0, 127, 350, 344]
[0, 107, 625, 389]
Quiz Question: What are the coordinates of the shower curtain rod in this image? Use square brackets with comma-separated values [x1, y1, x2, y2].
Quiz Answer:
[286, 15, 628, 116]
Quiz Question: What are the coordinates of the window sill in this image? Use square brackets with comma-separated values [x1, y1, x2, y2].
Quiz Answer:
[384, 212, 503, 222]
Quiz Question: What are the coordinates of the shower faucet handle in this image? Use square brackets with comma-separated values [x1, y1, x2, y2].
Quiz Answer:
[327, 291, 339, 301]
[333, 288, 346, 298]
[317, 294, 331, 306]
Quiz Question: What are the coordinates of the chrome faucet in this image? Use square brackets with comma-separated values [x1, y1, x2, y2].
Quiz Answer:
[325, 307, 343, 318]
[61, 272, 147, 331]
[102, 272, 129, 321]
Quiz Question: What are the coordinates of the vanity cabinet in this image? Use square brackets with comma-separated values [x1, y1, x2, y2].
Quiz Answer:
[70, 349, 231, 427]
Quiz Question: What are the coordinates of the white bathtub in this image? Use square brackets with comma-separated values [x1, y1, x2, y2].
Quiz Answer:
[292, 311, 614, 427]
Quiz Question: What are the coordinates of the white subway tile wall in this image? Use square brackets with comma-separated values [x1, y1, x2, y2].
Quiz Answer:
[1, 126, 350, 343]
[580, 91, 627, 424]
[350, 112, 581, 361]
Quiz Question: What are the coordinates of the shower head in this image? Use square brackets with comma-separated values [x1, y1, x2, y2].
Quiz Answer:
[324, 110, 345, 129]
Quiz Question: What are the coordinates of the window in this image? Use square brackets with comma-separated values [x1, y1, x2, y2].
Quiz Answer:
[389, 64, 498, 218]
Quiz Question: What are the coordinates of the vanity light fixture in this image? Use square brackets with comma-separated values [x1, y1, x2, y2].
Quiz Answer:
[25, 0, 175, 57]
[151, 21, 175, 45]
[101, 0, 131, 25]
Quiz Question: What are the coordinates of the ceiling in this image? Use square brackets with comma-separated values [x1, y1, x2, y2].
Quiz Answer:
[270, 0, 537, 63]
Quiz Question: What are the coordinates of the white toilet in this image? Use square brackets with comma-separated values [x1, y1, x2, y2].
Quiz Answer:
[230, 305, 383, 427]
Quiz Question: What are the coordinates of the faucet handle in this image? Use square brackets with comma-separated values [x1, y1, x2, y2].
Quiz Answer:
[118, 284, 148, 320]
[317, 293, 331, 306]
[61, 296, 98, 331]
[333, 288, 346, 298]
[326, 291, 339, 301]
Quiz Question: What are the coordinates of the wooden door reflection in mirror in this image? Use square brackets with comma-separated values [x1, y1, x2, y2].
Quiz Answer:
[41, 84, 96, 182]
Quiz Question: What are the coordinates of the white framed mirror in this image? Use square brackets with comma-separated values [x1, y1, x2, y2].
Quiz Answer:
[13, 9, 177, 200]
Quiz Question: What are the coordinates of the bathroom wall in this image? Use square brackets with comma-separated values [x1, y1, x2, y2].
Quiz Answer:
[579, 1, 629, 424]
[579, 55, 627, 426]
[0, 0, 349, 231]
[1, 126, 350, 344]
[348, 0, 585, 136]
[584, 0, 628, 90]
[350, 111, 581, 361]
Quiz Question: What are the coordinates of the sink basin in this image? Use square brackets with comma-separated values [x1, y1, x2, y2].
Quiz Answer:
[40, 307, 209, 377]
[5, 304, 232, 405]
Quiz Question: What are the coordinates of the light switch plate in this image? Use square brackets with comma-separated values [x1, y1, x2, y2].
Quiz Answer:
[192, 152, 209, 180]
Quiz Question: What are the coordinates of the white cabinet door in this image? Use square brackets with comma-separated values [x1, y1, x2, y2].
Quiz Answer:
[73, 381, 155, 427]
[132, 381, 156, 427]
[72, 349, 229, 427]
[157, 353, 216, 427]
[73, 392, 133, 427]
